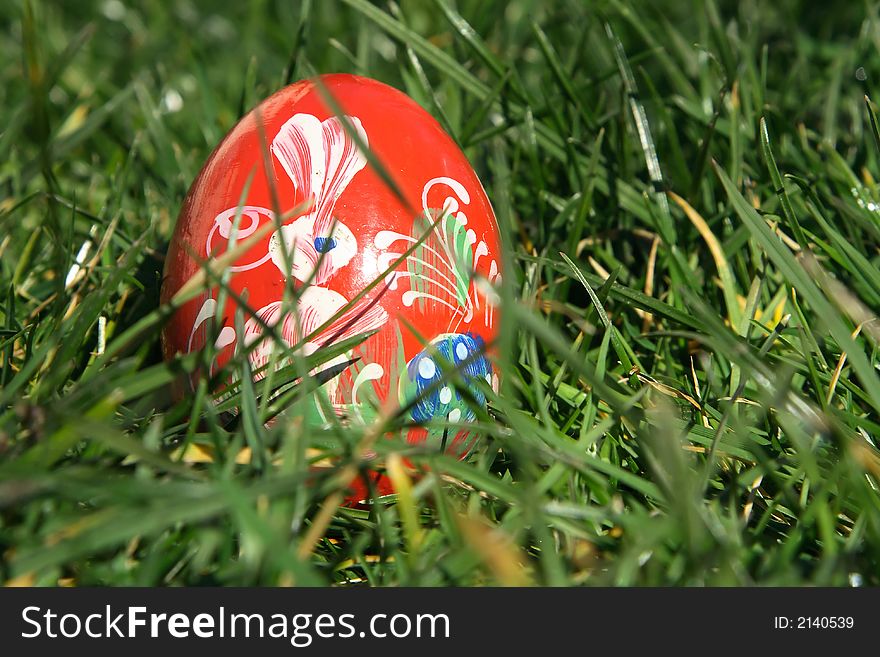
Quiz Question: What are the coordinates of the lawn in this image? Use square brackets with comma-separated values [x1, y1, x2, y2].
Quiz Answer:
[2, 0, 880, 586]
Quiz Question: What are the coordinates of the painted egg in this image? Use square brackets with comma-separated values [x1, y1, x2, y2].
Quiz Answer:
[160, 74, 502, 502]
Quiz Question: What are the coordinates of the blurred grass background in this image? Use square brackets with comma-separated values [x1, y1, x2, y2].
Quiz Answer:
[3, 0, 880, 585]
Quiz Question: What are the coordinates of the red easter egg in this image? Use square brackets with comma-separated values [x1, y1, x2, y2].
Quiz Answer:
[160, 74, 502, 503]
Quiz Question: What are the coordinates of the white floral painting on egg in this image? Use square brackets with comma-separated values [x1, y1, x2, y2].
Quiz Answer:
[186, 111, 498, 440]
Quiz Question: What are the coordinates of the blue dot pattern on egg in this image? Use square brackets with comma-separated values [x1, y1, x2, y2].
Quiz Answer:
[405, 333, 492, 424]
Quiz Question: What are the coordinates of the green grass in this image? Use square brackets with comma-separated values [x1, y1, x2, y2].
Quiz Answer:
[3, 0, 880, 586]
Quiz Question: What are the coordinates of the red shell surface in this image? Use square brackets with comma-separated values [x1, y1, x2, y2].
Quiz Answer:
[160, 74, 501, 502]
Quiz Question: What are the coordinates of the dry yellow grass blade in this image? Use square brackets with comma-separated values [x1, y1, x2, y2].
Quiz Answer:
[689, 355, 711, 428]
[632, 371, 702, 410]
[296, 491, 344, 561]
[802, 255, 880, 345]
[4, 572, 36, 587]
[668, 191, 742, 328]
[165, 444, 335, 468]
[387, 453, 424, 554]
[827, 323, 865, 406]
[169, 443, 255, 465]
[641, 234, 661, 331]
[850, 439, 880, 480]
[588, 255, 610, 279]
[456, 514, 532, 586]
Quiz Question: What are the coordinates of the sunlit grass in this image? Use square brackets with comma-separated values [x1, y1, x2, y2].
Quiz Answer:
[2, 0, 880, 586]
